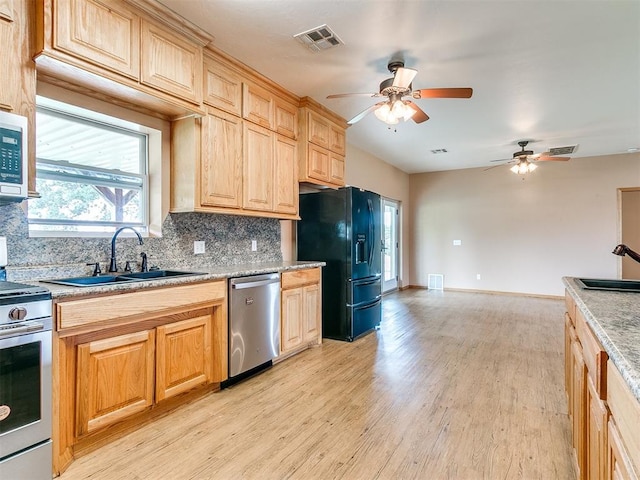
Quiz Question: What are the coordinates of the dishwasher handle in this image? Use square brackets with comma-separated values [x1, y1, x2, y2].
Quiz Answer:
[231, 277, 280, 290]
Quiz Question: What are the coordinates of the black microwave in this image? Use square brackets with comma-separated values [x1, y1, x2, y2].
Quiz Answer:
[0, 110, 28, 204]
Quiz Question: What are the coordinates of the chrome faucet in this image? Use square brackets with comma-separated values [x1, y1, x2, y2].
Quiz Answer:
[612, 244, 640, 264]
[109, 227, 143, 272]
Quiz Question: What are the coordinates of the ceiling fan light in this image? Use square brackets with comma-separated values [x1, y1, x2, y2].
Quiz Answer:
[402, 102, 415, 121]
[510, 159, 537, 174]
[374, 103, 391, 122]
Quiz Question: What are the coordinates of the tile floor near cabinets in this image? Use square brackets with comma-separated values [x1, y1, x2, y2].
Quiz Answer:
[59, 290, 575, 480]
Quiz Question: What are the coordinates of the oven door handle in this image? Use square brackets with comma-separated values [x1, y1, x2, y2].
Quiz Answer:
[0, 321, 45, 337]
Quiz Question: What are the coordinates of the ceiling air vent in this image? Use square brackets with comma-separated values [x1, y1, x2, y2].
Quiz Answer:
[431, 148, 448, 154]
[294, 25, 344, 53]
[548, 145, 578, 156]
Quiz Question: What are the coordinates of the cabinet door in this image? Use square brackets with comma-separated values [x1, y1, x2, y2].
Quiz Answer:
[330, 124, 346, 155]
[330, 153, 345, 186]
[54, 0, 140, 79]
[243, 82, 273, 129]
[0, 11, 15, 110]
[201, 109, 243, 208]
[156, 315, 213, 402]
[243, 122, 273, 212]
[572, 339, 588, 480]
[140, 18, 202, 104]
[308, 111, 330, 148]
[274, 99, 298, 139]
[274, 135, 298, 215]
[587, 375, 608, 480]
[281, 287, 303, 352]
[608, 419, 639, 480]
[307, 144, 330, 182]
[302, 283, 321, 343]
[76, 330, 155, 436]
[203, 56, 242, 116]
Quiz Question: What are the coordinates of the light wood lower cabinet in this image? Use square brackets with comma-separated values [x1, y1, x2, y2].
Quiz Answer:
[53, 280, 227, 475]
[565, 290, 640, 480]
[76, 330, 155, 436]
[280, 268, 322, 357]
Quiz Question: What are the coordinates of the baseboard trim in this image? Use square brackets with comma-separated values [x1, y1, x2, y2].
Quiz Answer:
[404, 285, 563, 300]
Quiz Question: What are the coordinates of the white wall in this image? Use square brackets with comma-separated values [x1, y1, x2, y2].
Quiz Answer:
[409, 153, 640, 296]
[345, 144, 411, 288]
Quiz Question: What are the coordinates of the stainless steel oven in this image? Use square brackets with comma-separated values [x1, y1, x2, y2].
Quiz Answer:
[0, 281, 52, 480]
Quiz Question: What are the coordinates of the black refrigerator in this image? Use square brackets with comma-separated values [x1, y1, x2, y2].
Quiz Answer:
[297, 187, 382, 341]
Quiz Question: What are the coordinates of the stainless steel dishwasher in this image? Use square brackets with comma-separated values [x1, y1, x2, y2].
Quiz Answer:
[227, 273, 280, 385]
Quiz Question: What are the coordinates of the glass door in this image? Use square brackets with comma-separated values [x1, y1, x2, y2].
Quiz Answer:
[382, 198, 399, 292]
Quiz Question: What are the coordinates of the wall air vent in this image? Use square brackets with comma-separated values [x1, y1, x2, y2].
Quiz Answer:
[431, 148, 448, 154]
[294, 24, 344, 53]
[428, 274, 444, 290]
[548, 145, 578, 156]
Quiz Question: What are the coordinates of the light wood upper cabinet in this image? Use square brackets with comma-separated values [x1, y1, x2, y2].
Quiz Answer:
[298, 97, 348, 188]
[242, 82, 274, 129]
[54, 0, 140, 80]
[308, 111, 330, 148]
[330, 124, 346, 156]
[0, 10, 16, 110]
[274, 99, 298, 139]
[156, 315, 213, 402]
[274, 135, 298, 215]
[76, 329, 155, 436]
[243, 122, 273, 212]
[200, 109, 243, 209]
[203, 55, 242, 116]
[140, 18, 202, 104]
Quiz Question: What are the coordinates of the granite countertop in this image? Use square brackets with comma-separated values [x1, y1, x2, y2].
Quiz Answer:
[563, 276, 640, 404]
[28, 261, 325, 299]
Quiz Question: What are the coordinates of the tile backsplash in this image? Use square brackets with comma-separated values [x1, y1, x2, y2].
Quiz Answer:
[0, 204, 282, 281]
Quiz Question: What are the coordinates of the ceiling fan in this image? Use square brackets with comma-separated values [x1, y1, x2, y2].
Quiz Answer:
[490, 140, 571, 174]
[326, 60, 473, 126]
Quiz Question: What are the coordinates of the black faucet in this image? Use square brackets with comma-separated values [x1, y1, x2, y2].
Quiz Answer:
[140, 252, 148, 273]
[109, 227, 143, 272]
[612, 244, 640, 264]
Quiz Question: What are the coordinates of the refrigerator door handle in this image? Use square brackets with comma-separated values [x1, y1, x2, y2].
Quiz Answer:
[367, 199, 374, 266]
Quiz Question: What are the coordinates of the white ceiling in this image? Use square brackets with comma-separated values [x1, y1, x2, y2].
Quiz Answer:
[159, 0, 640, 174]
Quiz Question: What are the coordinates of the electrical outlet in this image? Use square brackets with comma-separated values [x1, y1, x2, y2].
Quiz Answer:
[194, 241, 205, 254]
[476, 274, 481, 280]
[251, 240, 257, 252]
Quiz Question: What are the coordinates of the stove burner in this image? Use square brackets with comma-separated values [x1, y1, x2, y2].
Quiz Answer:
[0, 280, 50, 297]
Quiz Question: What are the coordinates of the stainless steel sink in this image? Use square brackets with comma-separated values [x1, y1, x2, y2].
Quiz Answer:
[576, 278, 640, 293]
[42, 275, 141, 287]
[42, 270, 205, 287]
[118, 270, 204, 280]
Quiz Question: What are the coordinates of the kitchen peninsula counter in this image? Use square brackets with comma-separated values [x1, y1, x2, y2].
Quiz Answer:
[563, 276, 640, 403]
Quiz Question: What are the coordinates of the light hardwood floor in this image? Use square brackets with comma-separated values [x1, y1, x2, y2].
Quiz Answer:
[58, 289, 575, 480]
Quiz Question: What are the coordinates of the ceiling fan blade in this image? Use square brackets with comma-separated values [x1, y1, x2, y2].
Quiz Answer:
[535, 155, 571, 162]
[406, 102, 429, 123]
[489, 158, 513, 163]
[327, 93, 382, 99]
[414, 87, 473, 99]
[347, 102, 387, 125]
[392, 67, 418, 89]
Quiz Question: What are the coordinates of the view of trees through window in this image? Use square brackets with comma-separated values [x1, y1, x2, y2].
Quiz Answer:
[29, 100, 148, 233]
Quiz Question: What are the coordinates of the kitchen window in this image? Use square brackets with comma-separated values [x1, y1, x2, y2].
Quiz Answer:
[29, 97, 152, 235]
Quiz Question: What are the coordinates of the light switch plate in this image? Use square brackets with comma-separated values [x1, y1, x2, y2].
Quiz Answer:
[0, 237, 6, 267]
[453, 239, 462, 246]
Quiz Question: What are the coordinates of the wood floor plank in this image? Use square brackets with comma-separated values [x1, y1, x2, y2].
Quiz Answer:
[58, 289, 575, 479]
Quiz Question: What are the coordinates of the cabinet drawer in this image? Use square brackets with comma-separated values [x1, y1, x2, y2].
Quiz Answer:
[57, 280, 226, 330]
[576, 309, 607, 399]
[607, 360, 640, 476]
[281, 268, 321, 289]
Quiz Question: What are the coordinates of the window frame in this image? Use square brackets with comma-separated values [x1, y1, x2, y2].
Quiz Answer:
[29, 101, 151, 236]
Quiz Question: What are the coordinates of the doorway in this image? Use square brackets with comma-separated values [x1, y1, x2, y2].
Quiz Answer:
[620, 188, 640, 279]
[382, 198, 399, 292]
